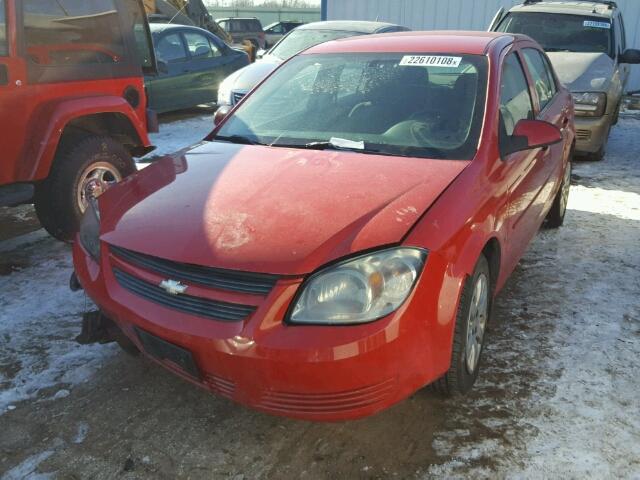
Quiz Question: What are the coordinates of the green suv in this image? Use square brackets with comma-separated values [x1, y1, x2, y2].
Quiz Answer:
[491, 0, 640, 160]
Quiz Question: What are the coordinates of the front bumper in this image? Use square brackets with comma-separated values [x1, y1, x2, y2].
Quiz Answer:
[73, 242, 453, 421]
[574, 115, 611, 154]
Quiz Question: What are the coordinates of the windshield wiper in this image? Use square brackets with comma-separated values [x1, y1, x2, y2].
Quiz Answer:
[214, 134, 262, 145]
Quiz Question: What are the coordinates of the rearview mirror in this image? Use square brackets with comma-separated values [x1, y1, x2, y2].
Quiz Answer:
[620, 49, 640, 64]
[502, 119, 562, 157]
[213, 105, 232, 127]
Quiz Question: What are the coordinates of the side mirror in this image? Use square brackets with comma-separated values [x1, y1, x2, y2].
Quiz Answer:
[157, 60, 169, 74]
[502, 119, 562, 157]
[620, 48, 640, 64]
[256, 49, 267, 59]
[213, 105, 232, 127]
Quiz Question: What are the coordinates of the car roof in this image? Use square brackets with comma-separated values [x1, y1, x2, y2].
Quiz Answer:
[509, 1, 615, 18]
[304, 31, 514, 56]
[217, 17, 261, 21]
[296, 20, 408, 34]
[149, 23, 209, 34]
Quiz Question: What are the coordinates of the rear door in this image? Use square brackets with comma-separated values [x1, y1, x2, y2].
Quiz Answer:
[147, 30, 191, 112]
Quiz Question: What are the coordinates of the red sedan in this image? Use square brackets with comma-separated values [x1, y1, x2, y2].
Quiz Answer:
[73, 31, 574, 421]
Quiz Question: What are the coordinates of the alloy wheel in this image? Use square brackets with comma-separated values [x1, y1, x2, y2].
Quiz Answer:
[465, 273, 489, 373]
[77, 162, 122, 213]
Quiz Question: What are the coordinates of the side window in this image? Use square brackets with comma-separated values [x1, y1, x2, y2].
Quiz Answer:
[522, 48, 556, 111]
[185, 32, 219, 59]
[157, 33, 187, 63]
[22, 0, 126, 66]
[619, 16, 627, 51]
[219, 21, 228, 32]
[0, 0, 6, 56]
[500, 53, 534, 136]
[270, 24, 284, 34]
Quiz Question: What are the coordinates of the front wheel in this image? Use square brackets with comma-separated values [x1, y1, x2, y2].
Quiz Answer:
[432, 254, 491, 396]
[34, 135, 136, 241]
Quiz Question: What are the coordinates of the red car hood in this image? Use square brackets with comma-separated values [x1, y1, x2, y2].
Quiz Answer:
[101, 142, 468, 275]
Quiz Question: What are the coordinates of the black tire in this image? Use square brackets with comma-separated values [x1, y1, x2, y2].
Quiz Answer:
[34, 135, 135, 241]
[546, 160, 572, 229]
[432, 254, 491, 396]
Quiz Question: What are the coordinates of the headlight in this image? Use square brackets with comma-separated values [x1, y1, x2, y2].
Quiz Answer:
[289, 248, 427, 325]
[571, 92, 607, 117]
[217, 78, 233, 106]
[79, 198, 101, 262]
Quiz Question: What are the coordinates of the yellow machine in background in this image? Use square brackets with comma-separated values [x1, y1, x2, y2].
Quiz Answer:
[144, 0, 256, 61]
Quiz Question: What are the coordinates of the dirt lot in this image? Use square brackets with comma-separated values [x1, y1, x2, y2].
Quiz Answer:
[1, 115, 639, 479]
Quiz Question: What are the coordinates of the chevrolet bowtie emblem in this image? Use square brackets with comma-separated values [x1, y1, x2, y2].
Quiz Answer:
[159, 279, 187, 295]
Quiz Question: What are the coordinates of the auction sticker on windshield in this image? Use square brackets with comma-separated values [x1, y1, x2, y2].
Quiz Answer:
[400, 55, 462, 67]
[583, 20, 611, 29]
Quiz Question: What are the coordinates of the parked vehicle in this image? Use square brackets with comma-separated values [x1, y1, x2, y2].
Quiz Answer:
[73, 31, 575, 420]
[216, 17, 265, 51]
[491, 0, 640, 160]
[144, 0, 256, 63]
[0, 0, 157, 241]
[146, 24, 249, 113]
[217, 21, 410, 107]
[263, 21, 305, 48]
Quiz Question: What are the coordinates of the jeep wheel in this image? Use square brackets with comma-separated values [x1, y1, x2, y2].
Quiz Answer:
[34, 136, 136, 241]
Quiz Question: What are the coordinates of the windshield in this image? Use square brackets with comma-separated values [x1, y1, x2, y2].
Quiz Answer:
[269, 29, 363, 60]
[497, 12, 613, 56]
[215, 53, 488, 160]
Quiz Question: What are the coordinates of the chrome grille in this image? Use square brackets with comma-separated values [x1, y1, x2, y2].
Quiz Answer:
[232, 91, 246, 104]
[110, 245, 279, 295]
[113, 268, 255, 321]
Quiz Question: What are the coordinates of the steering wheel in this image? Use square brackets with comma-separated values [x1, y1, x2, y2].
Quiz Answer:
[348, 101, 372, 118]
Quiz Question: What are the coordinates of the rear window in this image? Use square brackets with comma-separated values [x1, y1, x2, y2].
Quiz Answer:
[270, 29, 362, 60]
[497, 12, 613, 56]
[231, 19, 262, 32]
[0, 0, 6, 56]
[22, 0, 126, 65]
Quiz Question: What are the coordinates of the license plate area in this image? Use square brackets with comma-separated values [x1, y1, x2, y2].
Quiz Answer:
[136, 328, 200, 379]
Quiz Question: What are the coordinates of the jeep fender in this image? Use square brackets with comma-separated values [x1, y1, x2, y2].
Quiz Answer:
[20, 96, 151, 182]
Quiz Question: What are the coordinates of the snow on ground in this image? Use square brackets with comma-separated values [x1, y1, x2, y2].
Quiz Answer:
[0, 241, 116, 413]
[143, 110, 213, 161]
[426, 118, 640, 478]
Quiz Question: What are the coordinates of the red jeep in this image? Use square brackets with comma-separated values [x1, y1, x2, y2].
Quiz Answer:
[0, 0, 157, 240]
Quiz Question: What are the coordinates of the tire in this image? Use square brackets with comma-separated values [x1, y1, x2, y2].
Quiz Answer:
[432, 254, 491, 396]
[34, 135, 135, 241]
[546, 160, 571, 229]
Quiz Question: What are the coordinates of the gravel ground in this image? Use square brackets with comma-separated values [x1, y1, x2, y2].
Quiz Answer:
[0, 116, 638, 479]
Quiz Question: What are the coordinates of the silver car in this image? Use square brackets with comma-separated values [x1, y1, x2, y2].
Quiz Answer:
[216, 21, 410, 108]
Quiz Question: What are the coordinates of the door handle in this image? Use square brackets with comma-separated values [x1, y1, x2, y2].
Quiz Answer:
[0, 64, 8, 86]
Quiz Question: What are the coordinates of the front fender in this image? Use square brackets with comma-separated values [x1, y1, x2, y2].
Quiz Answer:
[20, 95, 150, 182]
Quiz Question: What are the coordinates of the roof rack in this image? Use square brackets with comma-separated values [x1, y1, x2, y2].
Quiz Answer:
[522, 0, 617, 8]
